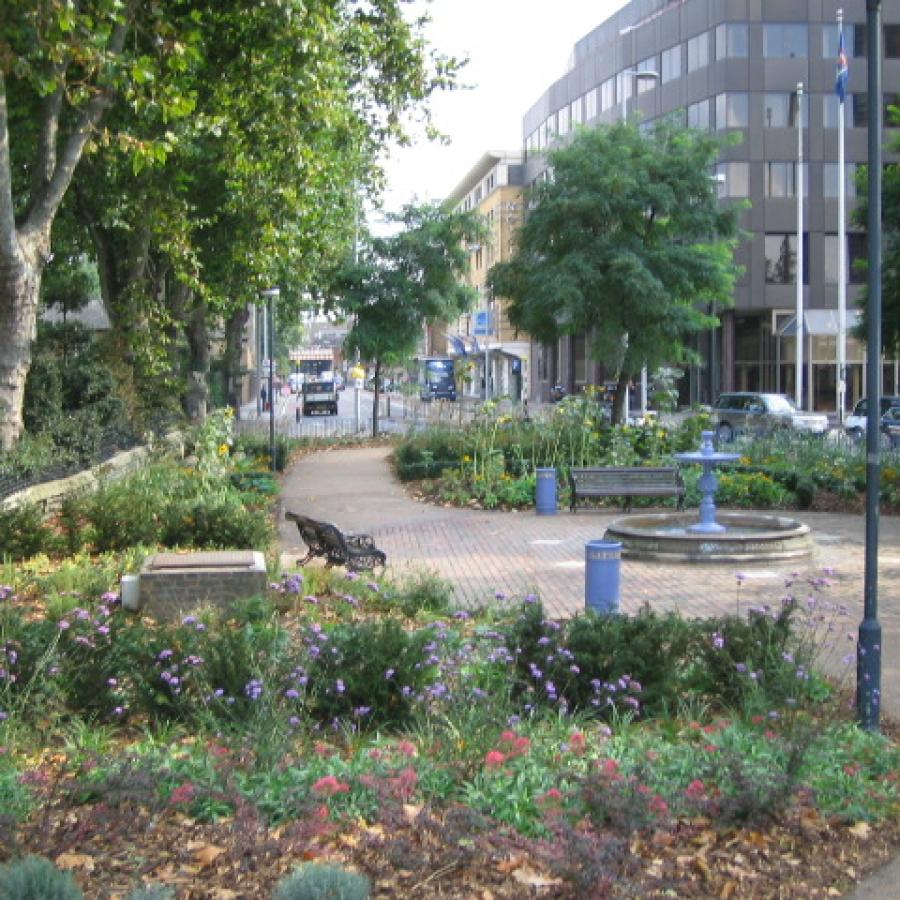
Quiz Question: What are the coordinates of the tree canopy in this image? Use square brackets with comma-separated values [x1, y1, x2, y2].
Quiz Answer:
[328, 202, 485, 433]
[0, 0, 461, 447]
[489, 120, 742, 421]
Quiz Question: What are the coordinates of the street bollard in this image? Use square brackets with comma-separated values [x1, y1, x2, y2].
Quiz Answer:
[584, 540, 622, 614]
[535, 467, 558, 515]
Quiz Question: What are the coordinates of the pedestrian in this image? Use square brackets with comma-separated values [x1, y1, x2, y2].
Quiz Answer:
[260, 385, 268, 411]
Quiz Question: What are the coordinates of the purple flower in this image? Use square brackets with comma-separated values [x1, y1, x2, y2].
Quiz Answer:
[158, 649, 174, 660]
[384, 668, 397, 681]
[101, 591, 120, 605]
[107, 678, 118, 687]
[244, 679, 263, 700]
[335, 679, 345, 694]
[735, 663, 748, 674]
[0, 586, 14, 601]
[182, 615, 197, 626]
[57, 620, 70, 631]
[285, 688, 300, 700]
[712, 632, 725, 650]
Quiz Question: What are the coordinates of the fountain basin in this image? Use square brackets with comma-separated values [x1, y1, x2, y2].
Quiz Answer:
[604, 511, 812, 563]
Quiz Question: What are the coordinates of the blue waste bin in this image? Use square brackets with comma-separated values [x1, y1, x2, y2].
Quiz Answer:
[585, 540, 622, 614]
[535, 467, 557, 515]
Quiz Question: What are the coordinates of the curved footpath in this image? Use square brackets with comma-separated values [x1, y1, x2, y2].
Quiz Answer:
[279, 444, 900, 899]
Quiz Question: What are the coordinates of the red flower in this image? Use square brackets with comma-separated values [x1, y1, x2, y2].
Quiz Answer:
[169, 781, 197, 806]
[568, 731, 587, 753]
[485, 750, 506, 768]
[395, 740, 417, 757]
[500, 730, 517, 743]
[649, 794, 669, 815]
[538, 787, 564, 805]
[685, 779, 706, 800]
[600, 758, 620, 778]
[312, 775, 350, 796]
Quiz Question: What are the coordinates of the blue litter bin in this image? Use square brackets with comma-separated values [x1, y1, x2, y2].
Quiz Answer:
[585, 540, 622, 614]
[535, 467, 557, 515]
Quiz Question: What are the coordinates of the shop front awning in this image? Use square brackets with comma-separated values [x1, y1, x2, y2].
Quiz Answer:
[775, 309, 862, 337]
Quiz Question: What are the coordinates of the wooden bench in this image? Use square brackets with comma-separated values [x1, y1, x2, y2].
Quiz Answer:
[568, 466, 685, 513]
[285, 511, 387, 572]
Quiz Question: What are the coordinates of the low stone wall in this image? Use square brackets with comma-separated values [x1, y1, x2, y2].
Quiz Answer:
[1, 433, 183, 514]
[131, 550, 268, 621]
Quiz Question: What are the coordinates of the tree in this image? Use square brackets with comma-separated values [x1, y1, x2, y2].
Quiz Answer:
[489, 120, 742, 423]
[329, 202, 485, 435]
[1, 0, 462, 447]
[853, 136, 900, 355]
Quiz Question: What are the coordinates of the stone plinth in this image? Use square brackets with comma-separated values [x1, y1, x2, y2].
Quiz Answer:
[134, 550, 267, 620]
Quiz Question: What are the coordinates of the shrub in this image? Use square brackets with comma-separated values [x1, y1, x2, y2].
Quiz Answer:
[274, 863, 370, 900]
[384, 571, 452, 617]
[0, 855, 84, 900]
[306, 619, 435, 728]
[125, 887, 175, 900]
[0, 503, 56, 561]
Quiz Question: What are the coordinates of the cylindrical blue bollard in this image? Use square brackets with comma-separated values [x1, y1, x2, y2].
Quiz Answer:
[535, 467, 558, 515]
[585, 540, 622, 614]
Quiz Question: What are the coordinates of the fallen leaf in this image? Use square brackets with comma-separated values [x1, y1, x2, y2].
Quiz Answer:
[496, 855, 527, 874]
[210, 891, 238, 899]
[402, 803, 423, 823]
[720, 881, 738, 899]
[848, 821, 871, 840]
[194, 845, 226, 868]
[55, 853, 95, 873]
[510, 865, 562, 888]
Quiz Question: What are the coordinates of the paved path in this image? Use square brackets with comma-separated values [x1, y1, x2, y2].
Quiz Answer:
[278, 444, 900, 897]
[278, 445, 900, 716]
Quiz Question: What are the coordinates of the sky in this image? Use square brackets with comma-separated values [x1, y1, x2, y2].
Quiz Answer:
[376, 0, 629, 220]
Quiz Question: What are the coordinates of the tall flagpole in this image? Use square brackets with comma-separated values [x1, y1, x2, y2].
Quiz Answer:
[837, 9, 848, 424]
[796, 81, 804, 409]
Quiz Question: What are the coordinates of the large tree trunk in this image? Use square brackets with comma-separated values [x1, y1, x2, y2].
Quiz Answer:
[0, 236, 46, 450]
[183, 295, 210, 423]
[611, 369, 630, 426]
[224, 306, 250, 415]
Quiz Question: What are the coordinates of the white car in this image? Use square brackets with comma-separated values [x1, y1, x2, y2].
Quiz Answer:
[712, 392, 829, 442]
[845, 396, 900, 439]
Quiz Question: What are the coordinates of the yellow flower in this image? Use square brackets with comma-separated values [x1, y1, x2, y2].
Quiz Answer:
[218, 443, 229, 456]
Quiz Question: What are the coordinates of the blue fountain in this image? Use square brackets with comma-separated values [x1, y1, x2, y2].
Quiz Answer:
[674, 430, 740, 533]
[603, 430, 811, 563]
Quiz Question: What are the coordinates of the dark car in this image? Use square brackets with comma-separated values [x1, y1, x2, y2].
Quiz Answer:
[845, 396, 900, 439]
[882, 406, 900, 449]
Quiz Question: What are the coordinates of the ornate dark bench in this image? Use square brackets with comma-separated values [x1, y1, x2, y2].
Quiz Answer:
[568, 466, 685, 513]
[285, 511, 387, 572]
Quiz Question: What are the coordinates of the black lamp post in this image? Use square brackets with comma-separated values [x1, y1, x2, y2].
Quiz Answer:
[858, 0, 882, 731]
[261, 288, 280, 472]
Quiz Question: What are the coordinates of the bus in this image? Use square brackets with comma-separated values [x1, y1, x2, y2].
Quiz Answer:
[419, 357, 456, 401]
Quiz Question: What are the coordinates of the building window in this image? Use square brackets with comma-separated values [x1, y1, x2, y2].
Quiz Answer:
[586, 86, 599, 120]
[636, 56, 657, 93]
[715, 162, 749, 197]
[763, 92, 808, 128]
[599, 78, 614, 113]
[763, 24, 808, 58]
[526, 131, 538, 156]
[823, 93, 854, 127]
[764, 162, 807, 198]
[765, 233, 809, 284]
[716, 22, 748, 60]
[543, 114, 557, 145]
[854, 25, 868, 57]
[661, 44, 681, 82]
[616, 71, 633, 108]
[571, 96, 583, 126]
[824, 234, 867, 283]
[853, 93, 900, 127]
[823, 163, 857, 198]
[715, 92, 748, 129]
[687, 31, 709, 72]
[557, 105, 570, 136]
[823, 23, 855, 58]
[886, 25, 900, 58]
[687, 99, 710, 129]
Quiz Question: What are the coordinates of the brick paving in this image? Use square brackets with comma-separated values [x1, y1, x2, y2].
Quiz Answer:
[278, 444, 900, 717]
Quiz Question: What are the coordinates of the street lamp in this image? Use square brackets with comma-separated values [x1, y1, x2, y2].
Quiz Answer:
[260, 288, 280, 472]
[619, 68, 660, 419]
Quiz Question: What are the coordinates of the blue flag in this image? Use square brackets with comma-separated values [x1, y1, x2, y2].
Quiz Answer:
[836, 30, 849, 103]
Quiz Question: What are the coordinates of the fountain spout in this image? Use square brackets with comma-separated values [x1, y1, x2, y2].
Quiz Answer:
[674, 430, 740, 533]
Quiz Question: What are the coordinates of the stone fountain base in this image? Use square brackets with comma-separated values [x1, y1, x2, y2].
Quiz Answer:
[603, 511, 812, 564]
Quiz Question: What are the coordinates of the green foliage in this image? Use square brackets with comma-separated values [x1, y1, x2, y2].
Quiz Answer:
[383, 571, 453, 618]
[490, 120, 742, 423]
[0, 504, 56, 561]
[307, 619, 434, 728]
[274, 864, 371, 900]
[124, 886, 175, 900]
[0, 855, 84, 900]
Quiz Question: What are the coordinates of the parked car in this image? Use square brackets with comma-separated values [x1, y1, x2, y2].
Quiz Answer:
[882, 406, 900, 449]
[711, 392, 829, 442]
[845, 396, 900, 439]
